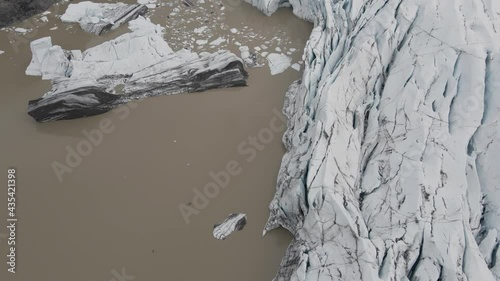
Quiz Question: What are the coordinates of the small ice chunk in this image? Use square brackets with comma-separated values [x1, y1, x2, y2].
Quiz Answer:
[267, 53, 292, 75]
[230, 28, 238, 34]
[291, 63, 301, 71]
[196, 39, 208, 45]
[50, 27, 58, 30]
[213, 213, 247, 240]
[254, 46, 261, 51]
[198, 0, 205, 3]
[260, 45, 268, 50]
[209, 37, 226, 46]
[289, 48, 297, 52]
[194, 26, 208, 34]
[61, 2, 146, 35]
[42, 11, 51, 16]
[234, 41, 241, 46]
[479, 229, 498, 265]
[275, 47, 282, 52]
[40, 16, 49, 22]
[0, 50, 4, 55]
[287, 51, 292, 55]
[14, 28, 29, 33]
[128, 16, 164, 34]
[261, 52, 268, 57]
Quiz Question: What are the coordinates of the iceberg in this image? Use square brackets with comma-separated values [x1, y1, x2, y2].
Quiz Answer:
[246, 0, 500, 280]
[60, 1, 148, 35]
[213, 213, 247, 240]
[26, 17, 248, 122]
[239, 46, 262, 68]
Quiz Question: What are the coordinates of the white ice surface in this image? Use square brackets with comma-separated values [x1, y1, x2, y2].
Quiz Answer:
[209, 37, 226, 46]
[245, 0, 500, 280]
[266, 53, 291, 75]
[61, 2, 118, 24]
[60, 1, 146, 34]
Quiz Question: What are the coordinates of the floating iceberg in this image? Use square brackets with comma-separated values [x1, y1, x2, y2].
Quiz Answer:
[246, 0, 500, 280]
[213, 213, 247, 240]
[137, 0, 158, 9]
[26, 17, 248, 122]
[61, 1, 148, 35]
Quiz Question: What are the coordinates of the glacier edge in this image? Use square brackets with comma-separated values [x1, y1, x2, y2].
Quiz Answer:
[246, 0, 500, 280]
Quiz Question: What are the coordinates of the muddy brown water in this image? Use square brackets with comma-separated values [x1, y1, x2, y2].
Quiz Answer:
[0, 1, 312, 280]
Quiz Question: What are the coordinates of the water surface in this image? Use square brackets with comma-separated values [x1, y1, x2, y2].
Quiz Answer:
[0, 1, 312, 280]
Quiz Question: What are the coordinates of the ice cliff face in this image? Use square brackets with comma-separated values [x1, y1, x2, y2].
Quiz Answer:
[246, 0, 500, 280]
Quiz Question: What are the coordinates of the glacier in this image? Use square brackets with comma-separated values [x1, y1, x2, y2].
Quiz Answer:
[245, 0, 500, 280]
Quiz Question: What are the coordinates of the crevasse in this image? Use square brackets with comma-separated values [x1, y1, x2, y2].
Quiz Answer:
[246, 0, 500, 280]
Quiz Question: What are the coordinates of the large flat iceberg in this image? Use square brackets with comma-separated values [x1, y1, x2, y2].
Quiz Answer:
[26, 17, 248, 122]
